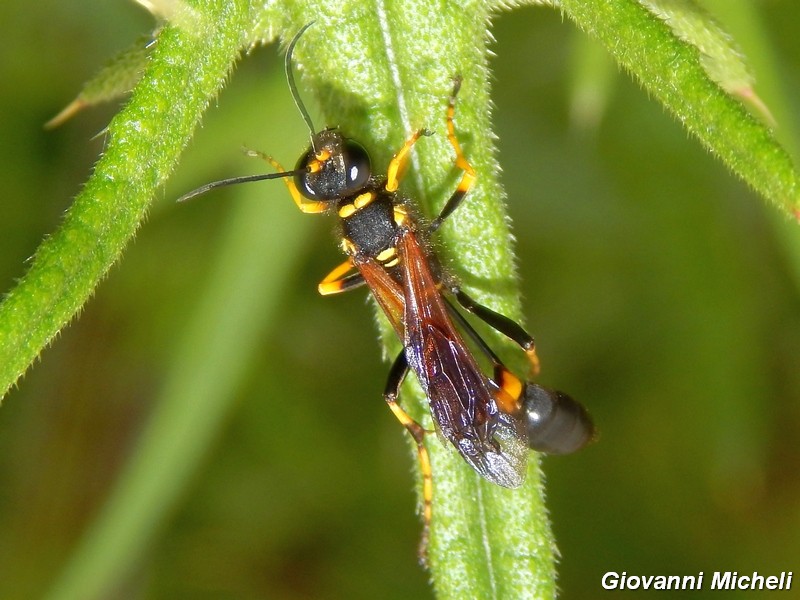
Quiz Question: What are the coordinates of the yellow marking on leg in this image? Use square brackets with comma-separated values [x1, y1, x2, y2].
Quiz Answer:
[430, 78, 476, 231]
[446, 79, 476, 200]
[318, 258, 357, 295]
[248, 149, 328, 214]
[526, 345, 541, 378]
[387, 400, 434, 565]
[416, 438, 434, 564]
[386, 129, 429, 193]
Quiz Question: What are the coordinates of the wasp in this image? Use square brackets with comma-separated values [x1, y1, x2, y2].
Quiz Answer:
[179, 22, 594, 555]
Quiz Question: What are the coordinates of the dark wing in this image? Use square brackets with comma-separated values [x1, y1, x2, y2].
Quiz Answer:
[411, 320, 527, 488]
[398, 230, 527, 488]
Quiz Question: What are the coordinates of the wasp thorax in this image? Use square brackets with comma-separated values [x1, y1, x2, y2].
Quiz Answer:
[294, 129, 371, 202]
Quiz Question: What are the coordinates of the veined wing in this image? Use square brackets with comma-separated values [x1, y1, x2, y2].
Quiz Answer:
[397, 229, 527, 488]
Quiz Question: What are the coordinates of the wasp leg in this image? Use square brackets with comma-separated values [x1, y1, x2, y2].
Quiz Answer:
[444, 298, 528, 414]
[450, 287, 540, 377]
[430, 76, 477, 232]
[385, 129, 433, 193]
[246, 149, 328, 214]
[317, 258, 365, 296]
[444, 297, 596, 453]
[384, 350, 434, 566]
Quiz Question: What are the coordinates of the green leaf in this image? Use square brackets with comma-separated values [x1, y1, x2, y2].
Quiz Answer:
[555, 0, 800, 217]
[641, 1, 751, 90]
[246, 7, 559, 598]
[273, 12, 560, 600]
[44, 35, 152, 129]
[640, 0, 775, 125]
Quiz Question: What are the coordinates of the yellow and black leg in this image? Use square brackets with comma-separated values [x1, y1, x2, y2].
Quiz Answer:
[443, 293, 538, 416]
[385, 128, 433, 193]
[384, 351, 434, 565]
[317, 258, 365, 296]
[446, 295, 596, 453]
[430, 76, 477, 232]
[450, 287, 540, 377]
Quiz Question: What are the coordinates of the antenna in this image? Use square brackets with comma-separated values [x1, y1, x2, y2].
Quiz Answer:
[285, 21, 317, 142]
[176, 171, 302, 203]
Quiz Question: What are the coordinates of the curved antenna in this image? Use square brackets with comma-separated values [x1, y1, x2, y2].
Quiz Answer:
[176, 170, 300, 203]
[285, 22, 317, 140]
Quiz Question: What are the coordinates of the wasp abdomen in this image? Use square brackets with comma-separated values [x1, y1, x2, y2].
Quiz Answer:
[522, 384, 595, 455]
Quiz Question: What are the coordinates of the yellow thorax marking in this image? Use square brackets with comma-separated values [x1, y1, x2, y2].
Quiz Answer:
[354, 192, 374, 208]
[376, 247, 397, 264]
[393, 205, 408, 227]
[338, 192, 375, 219]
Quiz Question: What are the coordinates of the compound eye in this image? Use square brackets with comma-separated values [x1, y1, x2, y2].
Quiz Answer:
[341, 140, 371, 192]
[294, 149, 324, 200]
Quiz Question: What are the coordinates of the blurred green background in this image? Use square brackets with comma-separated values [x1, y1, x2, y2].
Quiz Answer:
[1, 1, 799, 599]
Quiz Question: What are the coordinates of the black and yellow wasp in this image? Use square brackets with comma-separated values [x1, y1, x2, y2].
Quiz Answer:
[180, 22, 594, 554]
